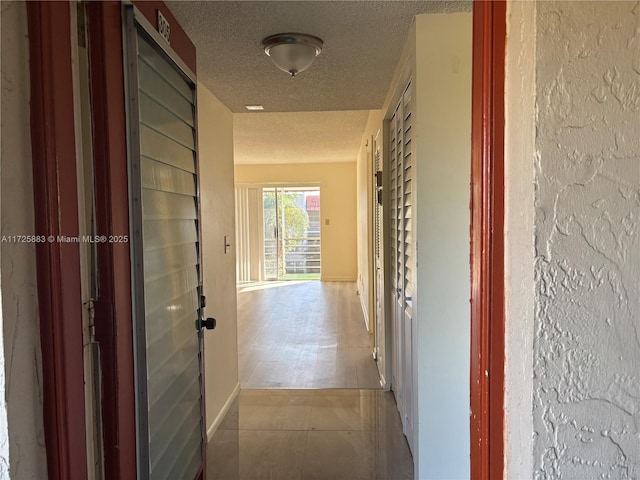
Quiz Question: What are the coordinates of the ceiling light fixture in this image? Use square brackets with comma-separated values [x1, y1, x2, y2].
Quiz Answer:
[262, 33, 323, 78]
[245, 105, 264, 111]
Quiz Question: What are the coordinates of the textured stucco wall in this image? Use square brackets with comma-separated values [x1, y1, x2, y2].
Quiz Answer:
[1, 2, 48, 479]
[533, 2, 640, 478]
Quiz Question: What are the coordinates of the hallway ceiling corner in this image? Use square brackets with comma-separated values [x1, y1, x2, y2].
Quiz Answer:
[167, 1, 471, 165]
[166, 1, 472, 113]
[233, 110, 371, 165]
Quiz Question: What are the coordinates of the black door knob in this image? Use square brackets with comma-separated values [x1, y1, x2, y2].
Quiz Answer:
[204, 317, 216, 330]
[196, 317, 217, 331]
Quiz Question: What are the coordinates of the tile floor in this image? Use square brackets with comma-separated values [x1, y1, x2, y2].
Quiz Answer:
[206, 389, 414, 480]
[237, 281, 381, 389]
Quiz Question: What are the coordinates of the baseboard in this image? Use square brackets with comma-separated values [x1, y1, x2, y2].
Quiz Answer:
[321, 276, 357, 282]
[380, 373, 390, 391]
[207, 382, 240, 442]
[359, 291, 370, 331]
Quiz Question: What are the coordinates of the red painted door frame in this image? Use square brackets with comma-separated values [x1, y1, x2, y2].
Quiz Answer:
[470, 1, 507, 479]
[85, 2, 199, 478]
[26, 2, 88, 479]
[85, 2, 138, 478]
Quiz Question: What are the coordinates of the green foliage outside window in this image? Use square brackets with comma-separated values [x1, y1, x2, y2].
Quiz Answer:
[264, 192, 309, 247]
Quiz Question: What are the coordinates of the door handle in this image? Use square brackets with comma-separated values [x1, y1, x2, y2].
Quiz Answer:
[196, 317, 217, 331]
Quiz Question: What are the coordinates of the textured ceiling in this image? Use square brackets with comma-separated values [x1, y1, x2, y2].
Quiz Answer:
[233, 110, 370, 164]
[166, 1, 471, 165]
[167, 1, 471, 113]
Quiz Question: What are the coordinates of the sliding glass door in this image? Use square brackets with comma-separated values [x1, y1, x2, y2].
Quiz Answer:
[262, 187, 321, 280]
[263, 188, 279, 279]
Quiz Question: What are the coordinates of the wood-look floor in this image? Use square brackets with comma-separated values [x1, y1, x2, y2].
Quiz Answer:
[237, 281, 381, 389]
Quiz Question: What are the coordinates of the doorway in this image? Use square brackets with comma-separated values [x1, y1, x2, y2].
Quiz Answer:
[25, 1, 508, 478]
[235, 184, 323, 284]
[386, 79, 415, 454]
[123, 6, 206, 479]
[262, 186, 321, 281]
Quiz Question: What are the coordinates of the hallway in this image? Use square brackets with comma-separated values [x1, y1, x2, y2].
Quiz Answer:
[237, 281, 381, 389]
[206, 389, 413, 479]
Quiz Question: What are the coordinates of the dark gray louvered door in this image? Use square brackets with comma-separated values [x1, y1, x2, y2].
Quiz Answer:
[126, 11, 205, 480]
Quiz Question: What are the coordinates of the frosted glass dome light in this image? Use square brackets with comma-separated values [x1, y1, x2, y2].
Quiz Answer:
[262, 33, 323, 77]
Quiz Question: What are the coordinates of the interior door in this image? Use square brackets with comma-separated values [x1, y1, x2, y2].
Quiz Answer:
[373, 131, 386, 383]
[389, 103, 403, 417]
[125, 8, 206, 479]
[401, 82, 415, 452]
[388, 80, 415, 453]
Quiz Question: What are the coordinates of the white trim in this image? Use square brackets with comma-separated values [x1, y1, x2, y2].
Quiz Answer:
[71, 6, 103, 477]
[235, 182, 323, 189]
[379, 374, 389, 391]
[321, 276, 357, 282]
[504, 2, 536, 478]
[359, 289, 370, 331]
[206, 383, 240, 442]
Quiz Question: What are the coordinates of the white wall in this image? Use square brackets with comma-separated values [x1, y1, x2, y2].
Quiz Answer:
[532, 2, 640, 477]
[503, 1, 536, 478]
[0, 2, 48, 478]
[197, 84, 240, 438]
[412, 13, 472, 479]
